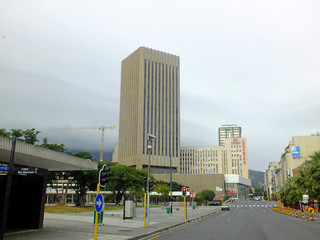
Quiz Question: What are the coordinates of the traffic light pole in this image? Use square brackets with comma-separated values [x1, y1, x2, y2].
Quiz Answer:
[94, 163, 103, 240]
[147, 138, 152, 228]
[94, 183, 100, 240]
[184, 196, 186, 219]
[144, 192, 147, 228]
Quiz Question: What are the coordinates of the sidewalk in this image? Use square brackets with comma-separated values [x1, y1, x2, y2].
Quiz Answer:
[4, 206, 220, 240]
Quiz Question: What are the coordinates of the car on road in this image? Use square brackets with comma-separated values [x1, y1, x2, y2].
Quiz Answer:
[221, 203, 230, 211]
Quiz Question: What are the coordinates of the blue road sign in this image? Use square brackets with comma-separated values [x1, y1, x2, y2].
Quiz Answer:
[0, 166, 9, 171]
[292, 146, 301, 158]
[95, 193, 103, 213]
[0, 165, 9, 175]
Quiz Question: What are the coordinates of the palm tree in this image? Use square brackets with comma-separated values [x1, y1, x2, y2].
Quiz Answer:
[305, 151, 320, 200]
[279, 177, 302, 207]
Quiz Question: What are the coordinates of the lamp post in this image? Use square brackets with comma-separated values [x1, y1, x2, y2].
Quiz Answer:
[147, 133, 156, 227]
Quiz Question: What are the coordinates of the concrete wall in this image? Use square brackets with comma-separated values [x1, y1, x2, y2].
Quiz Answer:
[153, 173, 225, 199]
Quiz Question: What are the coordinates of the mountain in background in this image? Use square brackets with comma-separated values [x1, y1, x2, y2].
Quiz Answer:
[249, 169, 265, 188]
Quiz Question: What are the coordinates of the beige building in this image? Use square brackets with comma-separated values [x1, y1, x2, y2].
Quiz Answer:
[116, 47, 180, 174]
[264, 161, 278, 199]
[264, 135, 320, 197]
[180, 138, 249, 178]
[219, 124, 241, 146]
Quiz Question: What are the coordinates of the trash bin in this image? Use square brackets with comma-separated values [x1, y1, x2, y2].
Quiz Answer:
[193, 205, 196, 210]
[125, 200, 134, 219]
[167, 206, 170, 214]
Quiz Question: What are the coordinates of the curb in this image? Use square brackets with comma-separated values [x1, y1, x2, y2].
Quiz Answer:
[128, 209, 220, 240]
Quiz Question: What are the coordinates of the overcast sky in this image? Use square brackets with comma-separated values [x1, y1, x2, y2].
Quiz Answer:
[1, 0, 319, 171]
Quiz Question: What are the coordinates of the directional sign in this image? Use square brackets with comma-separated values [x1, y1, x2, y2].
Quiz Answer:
[14, 167, 38, 175]
[95, 193, 103, 213]
[0, 165, 9, 175]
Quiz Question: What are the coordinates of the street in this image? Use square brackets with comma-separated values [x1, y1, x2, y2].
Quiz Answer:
[147, 200, 320, 240]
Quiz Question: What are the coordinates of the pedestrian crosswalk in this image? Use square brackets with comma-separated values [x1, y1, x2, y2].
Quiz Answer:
[231, 204, 274, 208]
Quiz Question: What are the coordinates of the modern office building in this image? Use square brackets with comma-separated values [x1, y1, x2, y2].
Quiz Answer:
[116, 47, 180, 174]
[180, 138, 249, 178]
[218, 124, 241, 146]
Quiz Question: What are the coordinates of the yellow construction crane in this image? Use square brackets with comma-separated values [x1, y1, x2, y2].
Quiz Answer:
[58, 126, 116, 162]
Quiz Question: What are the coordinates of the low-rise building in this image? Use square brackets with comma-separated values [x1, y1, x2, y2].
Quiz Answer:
[180, 138, 249, 179]
[264, 135, 320, 196]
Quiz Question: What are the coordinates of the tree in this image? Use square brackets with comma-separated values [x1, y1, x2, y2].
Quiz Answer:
[155, 184, 170, 204]
[197, 189, 216, 205]
[104, 163, 148, 204]
[279, 177, 302, 208]
[67, 152, 98, 207]
[10, 129, 24, 140]
[305, 151, 320, 200]
[40, 137, 68, 152]
[0, 129, 10, 138]
[0, 128, 41, 144]
[253, 187, 264, 197]
[23, 128, 40, 144]
[153, 180, 188, 191]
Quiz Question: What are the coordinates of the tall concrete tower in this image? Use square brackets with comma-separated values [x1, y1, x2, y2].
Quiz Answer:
[117, 47, 180, 174]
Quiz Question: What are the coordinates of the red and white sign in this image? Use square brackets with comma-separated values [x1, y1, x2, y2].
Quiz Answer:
[242, 139, 246, 164]
[190, 191, 196, 198]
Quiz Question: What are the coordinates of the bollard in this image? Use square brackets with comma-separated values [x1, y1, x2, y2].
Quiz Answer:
[295, 210, 298, 218]
[166, 206, 170, 215]
[309, 207, 314, 221]
[302, 211, 305, 219]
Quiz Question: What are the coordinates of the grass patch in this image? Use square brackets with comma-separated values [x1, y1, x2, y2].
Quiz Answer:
[45, 204, 124, 214]
[45, 205, 95, 214]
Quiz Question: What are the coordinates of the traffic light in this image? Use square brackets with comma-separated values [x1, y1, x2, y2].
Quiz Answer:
[148, 179, 154, 192]
[99, 164, 110, 187]
[144, 177, 147, 193]
[182, 187, 187, 197]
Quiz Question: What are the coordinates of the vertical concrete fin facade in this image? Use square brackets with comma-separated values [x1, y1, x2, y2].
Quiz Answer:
[118, 47, 180, 173]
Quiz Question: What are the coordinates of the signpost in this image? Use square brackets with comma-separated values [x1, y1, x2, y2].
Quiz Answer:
[190, 191, 196, 210]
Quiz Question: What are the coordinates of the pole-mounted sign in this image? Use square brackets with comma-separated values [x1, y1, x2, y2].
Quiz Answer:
[95, 193, 103, 213]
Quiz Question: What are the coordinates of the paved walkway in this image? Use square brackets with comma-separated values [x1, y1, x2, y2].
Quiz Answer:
[4, 206, 220, 240]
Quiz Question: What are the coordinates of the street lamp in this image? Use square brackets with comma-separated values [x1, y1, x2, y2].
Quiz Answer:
[147, 133, 156, 227]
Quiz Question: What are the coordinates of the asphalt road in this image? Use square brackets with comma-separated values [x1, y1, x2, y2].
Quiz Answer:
[147, 200, 320, 240]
